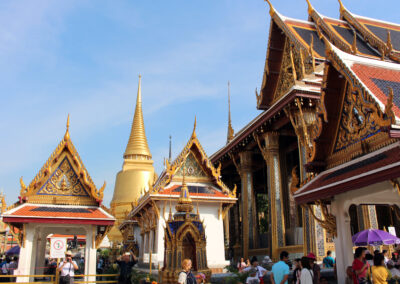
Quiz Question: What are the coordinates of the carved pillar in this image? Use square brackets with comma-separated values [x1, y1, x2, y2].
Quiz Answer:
[239, 151, 257, 258]
[264, 132, 286, 260]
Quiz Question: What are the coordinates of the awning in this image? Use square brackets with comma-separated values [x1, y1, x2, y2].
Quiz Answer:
[2, 204, 115, 225]
[294, 142, 400, 204]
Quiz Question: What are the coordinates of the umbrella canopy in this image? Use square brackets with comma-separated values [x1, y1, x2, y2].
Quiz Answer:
[352, 229, 400, 246]
[6, 246, 20, 255]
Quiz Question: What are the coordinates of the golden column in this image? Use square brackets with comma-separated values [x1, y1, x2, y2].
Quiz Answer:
[238, 151, 257, 258]
[109, 75, 156, 243]
[264, 132, 286, 260]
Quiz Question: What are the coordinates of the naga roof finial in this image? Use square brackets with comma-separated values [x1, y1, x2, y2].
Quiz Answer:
[64, 114, 70, 141]
[322, 35, 333, 56]
[264, 0, 276, 17]
[192, 116, 197, 138]
[306, 0, 314, 16]
[338, 0, 345, 14]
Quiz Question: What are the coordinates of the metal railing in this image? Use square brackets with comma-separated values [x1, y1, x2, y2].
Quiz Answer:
[0, 274, 55, 283]
[0, 273, 118, 283]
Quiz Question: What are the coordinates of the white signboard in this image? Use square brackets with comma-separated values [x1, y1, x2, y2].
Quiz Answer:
[389, 226, 397, 237]
[50, 238, 67, 259]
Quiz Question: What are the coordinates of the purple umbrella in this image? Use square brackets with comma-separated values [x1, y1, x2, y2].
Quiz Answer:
[352, 229, 400, 246]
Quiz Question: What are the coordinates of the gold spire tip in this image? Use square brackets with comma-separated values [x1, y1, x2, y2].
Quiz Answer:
[64, 114, 70, 140]
[192, 116, 197, 137]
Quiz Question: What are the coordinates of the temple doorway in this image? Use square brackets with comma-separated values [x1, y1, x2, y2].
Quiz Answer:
[182, 233, 197, 271]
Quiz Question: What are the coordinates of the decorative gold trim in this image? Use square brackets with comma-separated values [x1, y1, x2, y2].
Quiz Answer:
[303, 201, 336, 237]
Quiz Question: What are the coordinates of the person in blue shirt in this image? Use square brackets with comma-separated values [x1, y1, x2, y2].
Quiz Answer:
[322, 250, 335, 268]
[270, 251, 290, 284]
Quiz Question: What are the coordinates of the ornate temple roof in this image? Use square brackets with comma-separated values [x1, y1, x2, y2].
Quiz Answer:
[325, 42, 400, 123]
[17, 116, 106, 206]
[212, 0, 400, 164]
[128, 120, 236, 218]
[124, 75, 152, 159]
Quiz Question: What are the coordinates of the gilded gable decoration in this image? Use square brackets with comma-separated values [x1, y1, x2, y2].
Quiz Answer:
[19, 116, 106, 205]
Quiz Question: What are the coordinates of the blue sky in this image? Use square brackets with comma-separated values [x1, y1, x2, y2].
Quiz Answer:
[0, 0, 398, 206]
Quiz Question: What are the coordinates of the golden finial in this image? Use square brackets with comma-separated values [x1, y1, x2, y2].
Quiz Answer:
[264, 0, 276, 17]
[338, 0, 345, 14]
[124, 74, 152, 159]
[227, 81, 234, 144]
[387, 30, 393, 53]
[64, 114, 70, 141]
[351, 31, 358, 54]
[192, 116, 197, 138]
[306, 0, 314, 16]
[309, 34, 316, 72]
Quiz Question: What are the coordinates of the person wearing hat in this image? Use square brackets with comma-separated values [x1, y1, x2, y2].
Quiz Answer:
[57, 251, 78, 284]
[116, 251, 137, 284]
[307, 253, 320, 284]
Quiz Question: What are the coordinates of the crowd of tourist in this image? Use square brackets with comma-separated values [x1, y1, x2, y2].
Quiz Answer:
[348, 247, 400, 284]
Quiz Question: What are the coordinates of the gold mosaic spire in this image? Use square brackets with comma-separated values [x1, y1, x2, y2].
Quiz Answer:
[227, 81, 234, 144]
[124, 75, 152, 159]
[176, 166, 193, 213]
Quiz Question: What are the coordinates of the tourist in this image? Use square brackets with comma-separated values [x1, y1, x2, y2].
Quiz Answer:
[292, 258, 301, 284]
[322, 251, 335, 268]
[387, 260, 400, 278]
[352, 247, 369, 284]
[300, 256, 313, 284]
[57, 251, 78, 284]
[382, 250, 389, 265]
[8, 256, 17, 274]
[116, 251, 137, 284]
[246, 259, 251, 267]
[244, 256, 267, 284]
[246, 268, 260, 284]
[371, 253, 389, 284]
[270, 251, 290, 284]
[365, 252, 374, 267]
[238, 257, 247, 272]
[307, 253, 320, 284]
[178, 259, 196, 284]
[1, 257, 10, 282]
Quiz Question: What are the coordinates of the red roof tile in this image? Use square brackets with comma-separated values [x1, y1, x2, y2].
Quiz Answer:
[351, 64, 400, 117]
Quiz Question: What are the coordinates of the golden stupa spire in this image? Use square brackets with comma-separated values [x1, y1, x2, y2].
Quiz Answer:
[64, 114, 70, 141]
[227, 81, 234, 144]
[175, 166, 193, 213]
[124, 75, 152, 159]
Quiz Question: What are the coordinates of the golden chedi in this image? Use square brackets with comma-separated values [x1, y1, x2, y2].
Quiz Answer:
[108, 75, 156, 243]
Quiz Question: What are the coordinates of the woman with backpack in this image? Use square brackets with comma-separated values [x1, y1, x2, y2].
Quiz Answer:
[178, 259, 197, 284]
[300, 256, 314, 284]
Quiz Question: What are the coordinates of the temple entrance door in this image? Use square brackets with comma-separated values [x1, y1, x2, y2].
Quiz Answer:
[182, 233, 197, 271]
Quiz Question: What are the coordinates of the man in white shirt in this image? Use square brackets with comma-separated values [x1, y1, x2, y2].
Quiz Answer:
[57, 251, 78, 283]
